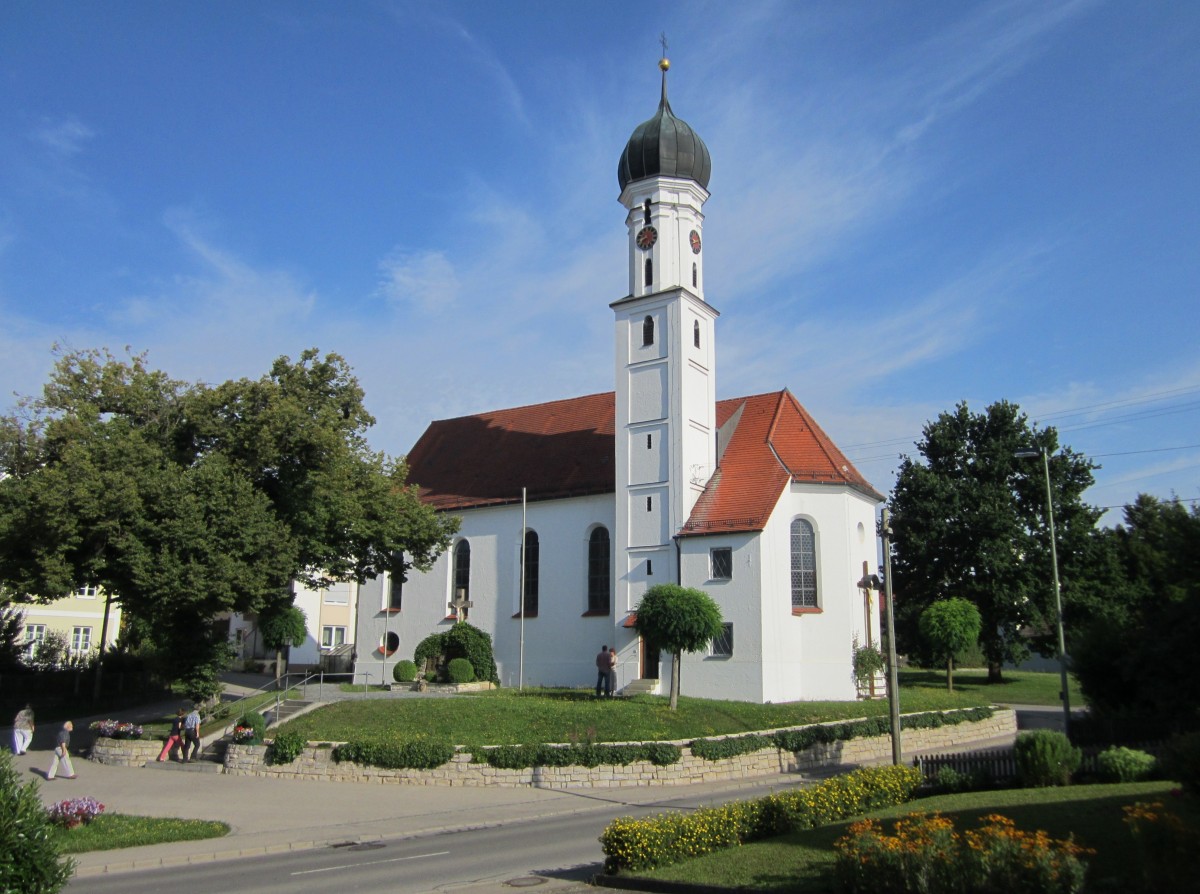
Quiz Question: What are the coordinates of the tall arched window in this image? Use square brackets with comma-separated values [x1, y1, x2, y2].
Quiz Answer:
[692, 262, 697, 288]
[587, 527, 611, 615]
[644, 258, 653, 288]
[453, 540, 471, 604]
[790, 518, 818, 609]
[522, 530, 540, 616]
[693, 320, 701, 348]
[642, 315, 655, 346]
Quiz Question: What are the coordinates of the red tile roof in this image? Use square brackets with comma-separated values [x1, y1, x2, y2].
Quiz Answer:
[405, 389, 882, 524]
[680, 391, 884, 536]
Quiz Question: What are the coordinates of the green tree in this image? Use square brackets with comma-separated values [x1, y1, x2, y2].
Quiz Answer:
[0, 751, 74, 893]
[0, 602, 25, 671]
[919, 597, 982, 691]
[888, 400, 1098, 682]
[258, 602, 308, 684]
[1072, 496, 1200, 737]
[633, 584, 724, 710]
[0, 347, 458, 700]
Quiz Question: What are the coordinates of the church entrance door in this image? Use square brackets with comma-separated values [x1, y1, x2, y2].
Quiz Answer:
[640, 639, 660, 680]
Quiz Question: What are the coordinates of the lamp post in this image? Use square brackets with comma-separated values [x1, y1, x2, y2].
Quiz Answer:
[859, 507, 902, 766]
[1014, 447, 1071, 737]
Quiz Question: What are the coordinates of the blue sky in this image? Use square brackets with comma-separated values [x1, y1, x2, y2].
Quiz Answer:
[1, 1, 1197, 527]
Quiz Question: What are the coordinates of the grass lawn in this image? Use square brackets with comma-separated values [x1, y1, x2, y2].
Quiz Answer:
[52, 815, 230, 854]
[633, 781, 1187, 893]
[899, 668, 1084, 707]
[273, 686, 991, 746]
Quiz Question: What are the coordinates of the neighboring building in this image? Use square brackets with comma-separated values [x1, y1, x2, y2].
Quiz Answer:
[227, 580, 359, 674]
[18, 584, 121, 663]
[352, 59, 884, 702]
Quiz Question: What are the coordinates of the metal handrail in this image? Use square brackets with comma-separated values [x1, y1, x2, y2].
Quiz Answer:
[214, 669, 381, 740]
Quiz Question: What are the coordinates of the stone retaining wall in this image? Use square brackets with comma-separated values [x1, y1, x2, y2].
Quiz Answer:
[90, 737, 163, 767]
[220, 708, 1016, 788]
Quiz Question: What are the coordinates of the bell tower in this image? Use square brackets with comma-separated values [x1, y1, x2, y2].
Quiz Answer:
[612, 56, 718, 621]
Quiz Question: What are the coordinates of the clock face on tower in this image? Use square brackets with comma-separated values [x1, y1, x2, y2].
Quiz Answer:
[689, 230, 702, 254]
[636, 226, 658, 250]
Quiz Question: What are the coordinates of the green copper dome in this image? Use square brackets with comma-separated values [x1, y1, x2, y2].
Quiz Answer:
[618, 60, 711, 192]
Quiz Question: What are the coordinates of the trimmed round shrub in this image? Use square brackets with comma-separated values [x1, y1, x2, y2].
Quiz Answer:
[0, 751, 74, 892]
[447, 657, 475, 685]
[1014, 730, 1081, 787]
[1096, 746, 1156, 783]
[392, 660, 418, 683]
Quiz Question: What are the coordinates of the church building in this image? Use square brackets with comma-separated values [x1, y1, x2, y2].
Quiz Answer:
[352, 59, 884, 703]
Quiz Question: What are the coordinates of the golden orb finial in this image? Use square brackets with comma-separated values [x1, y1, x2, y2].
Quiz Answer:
[659, 57, 670, 72]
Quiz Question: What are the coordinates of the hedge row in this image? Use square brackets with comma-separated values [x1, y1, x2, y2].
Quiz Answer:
[691, 707, 996, 761]
[332, 739, 456, 770]
[600, 764, 923, 873]
[479, 741, 682, 769]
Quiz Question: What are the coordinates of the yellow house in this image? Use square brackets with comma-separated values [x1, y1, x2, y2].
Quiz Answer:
[18, 585, 122, 663]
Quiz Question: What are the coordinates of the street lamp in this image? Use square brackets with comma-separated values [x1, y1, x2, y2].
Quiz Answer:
[1014, 447, 1071, 736]
[859, 507, 902, 766]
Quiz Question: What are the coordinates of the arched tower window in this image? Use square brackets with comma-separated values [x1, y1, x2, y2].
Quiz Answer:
[693, 320, 700, 348]
[642, 315, 654, 346]
[692, 263, 697, 288]
[643, 199, 651, 226]
[453, 540, 471, 603]
[644, 258, 653, 288]
[790, 519, 818, 609]
[522, 530, 540, 616]
[587, 527, 611, 615]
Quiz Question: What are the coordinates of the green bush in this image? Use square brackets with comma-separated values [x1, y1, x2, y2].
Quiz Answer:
[392, 660, 418, 683]
[444, 622, 499, 684]
[1014, 730, 1081, 787]
[1160, 731, 1200, 796]
[332, 738, 455, 770]
[266, 731, 307, 765]
[413, 633, 446, 676]
[931, 765, 993, 794]
[481, 741, 681, 770]
[236, 711, 267, 745]
[691, 734, 770, 760]
[0, 751, 75, 893]
[600, 765, 922, 873]
[447, 657, 475, 685]
[1095, 746, 1156, 783]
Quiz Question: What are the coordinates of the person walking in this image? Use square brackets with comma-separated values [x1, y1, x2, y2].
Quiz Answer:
[595, 645, 611, 697]
[45, 720, 76, 780]
[182, 703, 202, 763]
[12, 703, 34, 755]
[157, 707, 186, 762]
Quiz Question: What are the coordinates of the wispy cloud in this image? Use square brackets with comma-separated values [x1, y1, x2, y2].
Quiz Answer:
[377, 249, 461, 314]
[30, 116, 95, 156]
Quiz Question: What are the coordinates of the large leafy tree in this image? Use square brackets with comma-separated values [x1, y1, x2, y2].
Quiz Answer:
[0, 347, 458, 700]
[888, 400, 1098, 682]
[1072, 495, 1200, 736]
[633, 583, 724, 710]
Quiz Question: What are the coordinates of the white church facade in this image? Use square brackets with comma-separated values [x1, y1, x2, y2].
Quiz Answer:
[352, 59, 883, 703]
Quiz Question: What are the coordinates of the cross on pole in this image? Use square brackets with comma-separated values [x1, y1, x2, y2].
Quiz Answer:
[449, 588, 473, 621]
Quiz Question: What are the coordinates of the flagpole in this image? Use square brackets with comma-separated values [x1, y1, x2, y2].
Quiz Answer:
[519, 486, 526, 691]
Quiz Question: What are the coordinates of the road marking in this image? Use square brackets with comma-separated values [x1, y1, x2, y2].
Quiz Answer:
[291, 850, 450, 876]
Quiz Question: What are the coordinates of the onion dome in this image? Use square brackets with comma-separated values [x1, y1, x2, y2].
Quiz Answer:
[618, 58, 711, 191]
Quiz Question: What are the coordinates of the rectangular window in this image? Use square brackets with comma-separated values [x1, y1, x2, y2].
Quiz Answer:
[24, 624, 46, 655]
[711, 623, 733, 657]
[710, 547, 733, 580]
[323, 587, 348, 605]
[71, 626, 92, 653]
[321, 626, 346, 648]
[388, 572, 403, 610]
[76, 584, 98, 599]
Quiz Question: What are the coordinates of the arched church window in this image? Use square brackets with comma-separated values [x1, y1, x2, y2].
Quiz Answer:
[693, 320, 700, 348]
[587, 527, 610, 615]
[692, 263, 697, 288]
[643, 199, 651, 226]
[790, 518, 819, 609]
[522, 530, 540, 616]
[642, 315, 654, 346]
[453, 540, 470, 603]
[644, 258, 653, 288]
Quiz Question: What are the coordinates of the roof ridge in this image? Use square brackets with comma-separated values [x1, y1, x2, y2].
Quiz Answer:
[428, 390, 616, 424]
